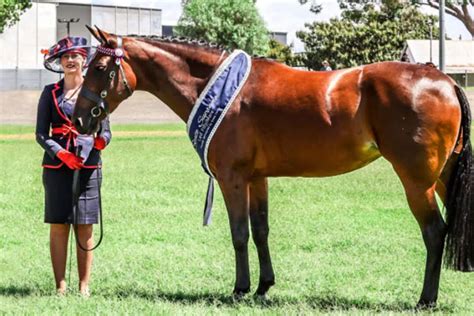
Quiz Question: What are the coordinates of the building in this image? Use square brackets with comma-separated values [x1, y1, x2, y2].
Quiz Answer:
[162, 25, 175, 37]
[0, 0, 162, 90]
[269, 32, 287, 46]
[401, 40, 474, 87]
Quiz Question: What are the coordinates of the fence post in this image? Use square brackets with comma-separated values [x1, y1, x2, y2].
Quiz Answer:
[465, 69, 468, 88]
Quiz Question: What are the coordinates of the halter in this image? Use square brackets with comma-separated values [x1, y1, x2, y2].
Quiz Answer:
[79, 36, 133, 118]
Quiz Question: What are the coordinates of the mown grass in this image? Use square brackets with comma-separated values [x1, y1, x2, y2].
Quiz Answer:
[0, 123, 473, 315]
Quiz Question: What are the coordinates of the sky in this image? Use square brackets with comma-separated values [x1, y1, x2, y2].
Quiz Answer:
[83, 0, 472, 52]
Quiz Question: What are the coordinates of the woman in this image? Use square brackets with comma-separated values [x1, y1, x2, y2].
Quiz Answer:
[36, 36, 111, 296]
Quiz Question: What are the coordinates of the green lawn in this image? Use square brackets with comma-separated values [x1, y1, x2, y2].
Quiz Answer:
[0, 123, 473, 315]
[464, 86, 474, 92]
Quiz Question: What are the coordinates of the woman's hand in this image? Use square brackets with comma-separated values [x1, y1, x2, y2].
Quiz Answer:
[93, 137, 106, 150]
[56, 149, 83, 169]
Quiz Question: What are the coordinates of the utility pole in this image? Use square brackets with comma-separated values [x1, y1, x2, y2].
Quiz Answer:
[439, 0, 445, 72]
[429, 18, 433, 63]
[57, 18, 80, 37]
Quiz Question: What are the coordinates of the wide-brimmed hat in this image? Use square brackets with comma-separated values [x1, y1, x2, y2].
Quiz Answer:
[42, 36, 91, 73]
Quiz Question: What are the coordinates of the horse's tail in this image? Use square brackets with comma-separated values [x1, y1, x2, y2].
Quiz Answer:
[444, 85, 473, 272]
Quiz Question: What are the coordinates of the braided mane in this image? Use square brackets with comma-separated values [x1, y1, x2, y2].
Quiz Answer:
[127, 34, 225, 53]
[125, 34, 268, 59]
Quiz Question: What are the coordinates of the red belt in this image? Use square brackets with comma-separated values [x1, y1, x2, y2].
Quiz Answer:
[51, 124, 79, 149]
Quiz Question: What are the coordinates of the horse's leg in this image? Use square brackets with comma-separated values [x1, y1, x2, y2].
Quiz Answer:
[249, 177, 275, 297]
[218, 173, 251, 297]
[396, 173, 447, 308]
[435, 152, 459, 204]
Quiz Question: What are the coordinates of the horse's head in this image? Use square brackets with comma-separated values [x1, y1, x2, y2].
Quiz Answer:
[73, 26, 136, 134]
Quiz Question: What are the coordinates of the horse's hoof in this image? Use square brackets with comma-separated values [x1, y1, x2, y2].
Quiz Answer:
[416, 299, 437, 310]
[255, 279, 275, 296]
[232, 287, 250, 301]
[253, 292, 269, 303]
[232, 291, 246, 301]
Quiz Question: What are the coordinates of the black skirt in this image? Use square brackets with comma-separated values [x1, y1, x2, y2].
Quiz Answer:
[43, 167, 102, 224]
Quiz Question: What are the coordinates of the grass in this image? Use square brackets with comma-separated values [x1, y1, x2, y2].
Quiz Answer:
[0, 123, 473, 315]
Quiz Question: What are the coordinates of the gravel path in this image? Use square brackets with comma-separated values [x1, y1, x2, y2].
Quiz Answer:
[1, 89, 473, 125]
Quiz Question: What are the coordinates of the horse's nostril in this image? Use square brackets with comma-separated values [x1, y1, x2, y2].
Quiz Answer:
[73, 117, 88, 134]
[75, 117, 83, 128]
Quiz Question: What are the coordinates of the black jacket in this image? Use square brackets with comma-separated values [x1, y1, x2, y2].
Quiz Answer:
[35, 80, 111, 169]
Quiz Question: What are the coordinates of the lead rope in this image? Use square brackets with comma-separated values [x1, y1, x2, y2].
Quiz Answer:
[71, 146, 104, 252]
[66, 148, 104, 291]
[67, 226, 73, 290]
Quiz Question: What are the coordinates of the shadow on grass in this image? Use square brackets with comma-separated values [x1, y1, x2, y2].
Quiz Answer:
[0, 285, 34, 297]
[110, 287, 455, 313]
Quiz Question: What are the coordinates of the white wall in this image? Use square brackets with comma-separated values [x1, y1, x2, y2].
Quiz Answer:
[0, 2, 56, 69]
[91, 6, 161, 46]
[127, 8, 139, 36]
[57, 4, 92, 41]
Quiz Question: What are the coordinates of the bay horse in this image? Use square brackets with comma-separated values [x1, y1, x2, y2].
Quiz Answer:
[73, 26, 472, 308]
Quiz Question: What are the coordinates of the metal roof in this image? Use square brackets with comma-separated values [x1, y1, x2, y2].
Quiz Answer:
[39, 0, 161, 11]
[403, 40, 474, 73]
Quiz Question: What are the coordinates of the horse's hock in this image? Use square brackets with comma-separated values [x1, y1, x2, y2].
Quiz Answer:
[0, 90, 181, 124]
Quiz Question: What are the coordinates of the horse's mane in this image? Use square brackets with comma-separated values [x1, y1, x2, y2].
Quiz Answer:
[127, 34, 225, 54]
[126, 34, 270, 60]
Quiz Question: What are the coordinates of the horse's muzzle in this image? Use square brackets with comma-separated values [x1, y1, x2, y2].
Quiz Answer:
[73, 115, 99, 135]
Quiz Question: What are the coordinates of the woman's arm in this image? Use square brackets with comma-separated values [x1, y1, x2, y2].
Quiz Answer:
[35, 88, 63, 158]
[98, 116, 112, 146]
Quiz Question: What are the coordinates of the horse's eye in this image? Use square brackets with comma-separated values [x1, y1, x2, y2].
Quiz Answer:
[95, 64, 107, 71]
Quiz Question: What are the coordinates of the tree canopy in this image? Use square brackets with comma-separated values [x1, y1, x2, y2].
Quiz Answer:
[266, 39, 296, 65]
[297, 0, 439, 69]
[0, 0, 31, 33]
[175, 0, 269, 55]
[301, 0, 473, 38]
[415, 0, 473, 38]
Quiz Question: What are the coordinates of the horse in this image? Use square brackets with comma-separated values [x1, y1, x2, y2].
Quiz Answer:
[72, 26, 472, 308]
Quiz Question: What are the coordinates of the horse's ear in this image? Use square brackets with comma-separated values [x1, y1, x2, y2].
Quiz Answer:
[86, 25, 103, 44]
[94, 25, 109, 45]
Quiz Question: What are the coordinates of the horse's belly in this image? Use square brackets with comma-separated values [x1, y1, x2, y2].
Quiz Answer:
[256, 140, 381, 177]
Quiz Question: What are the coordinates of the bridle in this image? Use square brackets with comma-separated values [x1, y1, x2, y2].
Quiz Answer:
[79, 36, 133, 118]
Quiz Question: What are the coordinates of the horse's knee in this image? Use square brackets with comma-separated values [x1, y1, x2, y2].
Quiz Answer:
[251, 225, 269, 244]
[231, 228, 249, 252]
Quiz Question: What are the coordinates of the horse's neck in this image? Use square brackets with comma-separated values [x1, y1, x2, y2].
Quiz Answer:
[129, 40, 220, 122]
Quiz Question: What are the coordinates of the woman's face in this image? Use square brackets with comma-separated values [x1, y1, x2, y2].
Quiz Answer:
[60, 52, 85, 75]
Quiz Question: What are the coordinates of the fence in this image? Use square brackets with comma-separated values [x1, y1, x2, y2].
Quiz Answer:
[449, 71, 474, 88]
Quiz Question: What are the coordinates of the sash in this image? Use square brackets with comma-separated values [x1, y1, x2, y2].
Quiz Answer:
[187, 50, 252, 225]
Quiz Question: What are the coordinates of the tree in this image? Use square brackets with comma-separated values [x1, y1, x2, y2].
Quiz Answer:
[300, 0, 473, 39]
[298, 0, 322, 14]
[415, 0, 474, 39]
[0, 0, 31, 33]
[175, 0, 269, 55]
[297, 1, 439, 69]
[266, 39, 296, 65]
